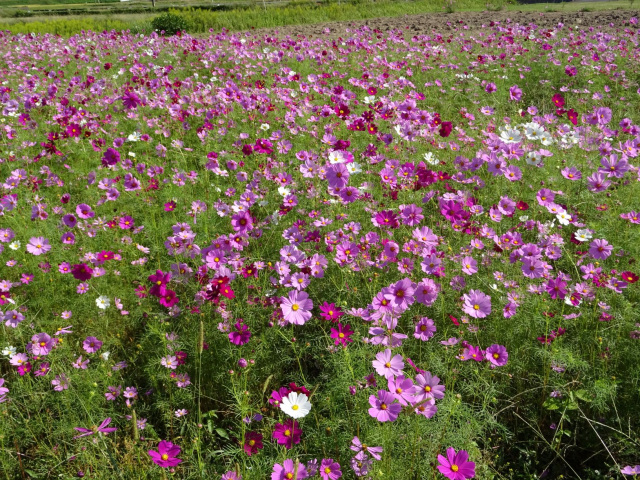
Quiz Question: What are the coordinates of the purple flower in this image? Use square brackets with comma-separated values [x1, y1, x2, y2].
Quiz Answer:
[387, 375, 417, 406]
[621, 465, 640, 476]
[350, 436, 383, 460]
[368, 390, 402, 422]
[485, 344, 508, 367]
[413, 372, 445, 402]
[148, 440, 182, 468]
[437, 447, 476, 480]
[271, 459, 308, 480]
[319, 459, 342, 480]
[383, 278, 416, 310]
[31, 333, 54, 356]
[546, 277, 567, 300]
[122, 91, 142, 110]
[460, 256, 478, 275]
[372, 349, 404, 379]
[462, 290, 492, 318]
[373, 210, 399, 229]
[83, 336, 103, 354]
[74, 417, 117, 439]
[280, 290, 313, 326]
[509, 84, 522, 101]
[414, 317, 436, 341]
[589, 238, 613, 260]
[26, 237, 51, 256]
[76, 204, 94, 219]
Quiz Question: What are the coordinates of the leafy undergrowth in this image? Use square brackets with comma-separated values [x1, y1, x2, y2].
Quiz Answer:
[0, 16, 640, 480]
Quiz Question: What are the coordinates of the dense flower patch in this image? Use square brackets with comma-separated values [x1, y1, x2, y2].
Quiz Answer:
[0, 16, 640, 479]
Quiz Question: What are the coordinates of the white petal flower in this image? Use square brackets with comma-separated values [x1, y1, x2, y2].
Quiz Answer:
[279, 391, 312, 419]
[96, 296, 111, 310]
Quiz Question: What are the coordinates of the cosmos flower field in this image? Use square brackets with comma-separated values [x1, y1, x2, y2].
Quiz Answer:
[1, 15, 640, 479]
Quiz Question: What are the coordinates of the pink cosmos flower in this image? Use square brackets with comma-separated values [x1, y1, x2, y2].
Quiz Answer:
[414, 317, 436, 341]
[372, 349, 404, 379]
[271, 459, 308, 480]
[437, 447, 475, 480]
[589, 238, 613, 260]
[26, 237, 51, 256]
[462, 290, 492, 318]
[387, 375, 417, 406]
[319, 459, 342, 480]
[460, 256, 477, 275]
[350, 436, 383, 460]
[280, 290, 313, 326]
[74, 417, 117, 439]
[148, 440, 182, 468]
[413, 372, 445, 402]
[368, 390, 402, 422]
[83, 336, 103, 354]
[31, 333, 54, 356]
[485, 344, 508, 367]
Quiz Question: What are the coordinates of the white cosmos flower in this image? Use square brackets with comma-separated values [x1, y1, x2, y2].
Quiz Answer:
[96, 296, 111, 310]
[260, 123, 270, 131]
[328, 150, 345, 164]
[423, 152, 439, 166]
[574, 229, 593, 242]
[556, 211, 572, 225]
[279, 391, 312, 419]
[9, 241, 20, 251]
[346, 162, 362, 174]
[2, 346, 16, 357]
[278, 186, 291, 197]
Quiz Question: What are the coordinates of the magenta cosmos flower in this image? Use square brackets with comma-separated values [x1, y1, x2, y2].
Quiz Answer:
[319, 459, 342, 480]
[372, 349, 404, 379]
[272, 419, 302, 449]
[280, 290, 313, 326]
[148, 440, 182, 468]
[368, 390, 402, 422]
[437, 447, 475, 480]
[330, 323, 354, 346]
[462, 290, 491, 319]
[485, 344, 508, 367]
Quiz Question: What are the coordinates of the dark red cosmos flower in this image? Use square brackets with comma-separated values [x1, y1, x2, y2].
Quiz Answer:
[439, 121, 453, 137]
[243, 431, 263, 456]
[122, 91, 142, 110]
[621, 271, 638, 283]
[159, 289, 179, 308]
[567, 109, 578, 126]
[71, 263, 93, 281]
[516, 201, 529, 211]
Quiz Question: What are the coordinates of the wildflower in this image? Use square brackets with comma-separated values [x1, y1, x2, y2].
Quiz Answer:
[330, 323, 354, 346]
[175, 409, 188, 418]
[413, 372, 445, 402]
[319, 302, 344, 322]
[272, 420, 302, 449]
[437, 447, 476, 480]
[485, 344, 508, 367]
[280, 391, 312, 419]
[368, 390, 401, 422]
[372, 349, 404, 379]
[0, 378, 8, 403]
[280, 290, 313, 326]
[26, 237, 51, 256]
[589, 238, 613, 260]
[148, 440, 182, 468]
[414, 317, 436, 341]
[83, 336, 103, 354]
[243, 431, 263, 456]
[350, 437, 383, 460]
[272, 459, 308, 480]
[73, 418, 117, 439]
[319, 459, 342, 480]
[96, 296, 110, 309]
[461, 290, 492, 318]
[51, 374, 69, 391]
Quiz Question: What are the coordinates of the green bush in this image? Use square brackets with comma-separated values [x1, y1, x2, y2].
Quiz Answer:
[151, 12, 188, 36]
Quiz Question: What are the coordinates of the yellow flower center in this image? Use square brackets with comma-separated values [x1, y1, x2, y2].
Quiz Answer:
[291, 304, 299, 311]
[161, 454, 169, 461]
[249, 440, 255, 446]
[292, 405, 299, 411]
[324, 467, 332, 474]
[380, 403, 387, 410]
[473, 304, 479, 310]
[424, 386, 431, 392]
[284, 429, 291, 437]
[493, 353, 500, 359]
[384, 362, 391, 368]
[451, 465, 459, 472]
[338, 333, 345, 338]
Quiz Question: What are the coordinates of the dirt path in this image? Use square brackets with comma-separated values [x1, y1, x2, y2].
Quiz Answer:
[252, 9, 639, 38]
